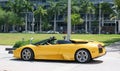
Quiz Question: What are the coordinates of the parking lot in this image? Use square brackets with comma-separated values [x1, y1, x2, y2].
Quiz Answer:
[0, 45, 120, 71]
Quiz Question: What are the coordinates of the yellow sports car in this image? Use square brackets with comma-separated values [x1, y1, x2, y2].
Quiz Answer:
[13, 37, 106, 63]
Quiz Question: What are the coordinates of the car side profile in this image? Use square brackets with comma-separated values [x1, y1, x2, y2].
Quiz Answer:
[13, 37, 106, 63]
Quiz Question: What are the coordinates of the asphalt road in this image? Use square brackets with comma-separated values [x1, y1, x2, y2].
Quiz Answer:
[0, 45, 120, 71]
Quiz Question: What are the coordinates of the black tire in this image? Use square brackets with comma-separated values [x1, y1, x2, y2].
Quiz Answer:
[21, 48, 34, 61]
[75, 49, 91, 63]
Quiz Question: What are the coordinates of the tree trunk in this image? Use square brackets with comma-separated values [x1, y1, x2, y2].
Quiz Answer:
[0, 25, 3, 32]
[54, 13, 57, 32]
[74, 24, 75, 33]
[102, 14, 104, 26]
[39, 15, 42, 32]
[32, 13, 35, 32]
[36, 22, 38, 32]
[25, 13, 27, 33]
[89, 13, 92, 34]
[115, 20, 117, 34]
[12, 25, 15, 31]
[6, 25, 8, 33]
[99, 4, 102, 34]
[3, 24, 6, 32]
[85, 13, 88, 33]
[118, 20, 120, 34]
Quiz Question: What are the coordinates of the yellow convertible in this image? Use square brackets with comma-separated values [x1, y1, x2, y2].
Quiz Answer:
[13, 37, 106, 63]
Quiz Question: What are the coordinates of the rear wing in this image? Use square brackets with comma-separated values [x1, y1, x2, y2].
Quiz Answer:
[5, 48, 16, 54]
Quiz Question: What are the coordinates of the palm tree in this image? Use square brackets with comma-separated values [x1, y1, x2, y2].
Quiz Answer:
[80, 0, 94, 33]
[71, 0, 81, 14]
[63, 0, 84, 33]
[34, 5, 47, 32]
[47, 0, 64, 32]
[8, 0, 22, 15]
[7, 12, 24, 32]
[0, 8, 7, 32]
[114, 0, 120, 33]
[88, 2, 95, 33]
[101, 2, 113, 26]
[22, 0, 34, 32]
[71, 0, 84, 32]
[95, 2, 114, 34]
[8, 0, 33, 32]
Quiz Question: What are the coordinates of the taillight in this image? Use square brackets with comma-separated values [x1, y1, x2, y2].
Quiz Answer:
[98, 44, 103, 48]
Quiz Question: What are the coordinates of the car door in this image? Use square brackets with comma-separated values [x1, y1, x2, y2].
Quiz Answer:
[36, 44, 61, 60]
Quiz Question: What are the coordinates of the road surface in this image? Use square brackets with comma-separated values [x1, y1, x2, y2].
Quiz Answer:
[0, 45, 120, 71]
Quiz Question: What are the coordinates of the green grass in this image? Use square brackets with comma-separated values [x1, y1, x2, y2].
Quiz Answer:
[0, 33, 120, 46]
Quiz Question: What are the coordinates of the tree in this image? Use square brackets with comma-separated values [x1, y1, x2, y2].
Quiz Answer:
[0, 8, 6, 32]
[22, 0, 34, 32]
[80, 0, 95, 33]
[7, 0, 34, 32]
[71, 14, 84, 32]
[42, 21, 52, 31]
[47, 0, 64, 32]
[7, 12, 24, 31]
[71, 0, 85, 32]
[95, 2, 114, 34]
[101, 2, 113, 26]
[0, 7, 24, 32]
[71, 0, 81, 14]
[114, 0, 120, 33]
[34, 5, 47, 32]
[0, 8, 5, 25]
[87, 2, 95, 33]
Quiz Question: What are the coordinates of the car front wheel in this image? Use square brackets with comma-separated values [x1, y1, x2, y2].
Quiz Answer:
[21, 48, 34, 61]
[75, 49, 91, 63]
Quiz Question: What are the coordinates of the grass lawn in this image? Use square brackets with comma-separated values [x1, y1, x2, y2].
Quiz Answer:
[0, 33, 120, 46]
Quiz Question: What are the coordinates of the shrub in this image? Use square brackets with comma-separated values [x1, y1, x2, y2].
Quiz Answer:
[13, 40, 40, 48]
[13, 40, 30, 48]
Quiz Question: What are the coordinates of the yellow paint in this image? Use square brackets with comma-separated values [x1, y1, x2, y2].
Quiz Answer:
[13, 39, 106, 61]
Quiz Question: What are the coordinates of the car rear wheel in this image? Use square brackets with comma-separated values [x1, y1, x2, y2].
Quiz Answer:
[75, 49, 91, 63]
[21, 48, 34, 61]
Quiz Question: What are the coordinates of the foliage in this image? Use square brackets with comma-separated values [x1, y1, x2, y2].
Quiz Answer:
[47, 0, 65, 31]
[71, 14, 84, 25]
[42, 22, 52, 31]
[64, 14, 84, 26]
[114, 0, 120, 19]
[7, 0, 33, 14]
[0, 8, 24, 26]
[0, 8, 6, 25]
[13, 40, 38, 48]
[114, 0, 120, 9]
[47, 0, 64, 17]
[71, 0, 81, 14]
[13, 41, 25, 48]
[0, 0, 118, 33]
[5, 12, 24, 26]
[34, 5, 47, 32]
[101, 2, 113, 14]
[34, 6, 47, 16]
[80, 0, 95, 14]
